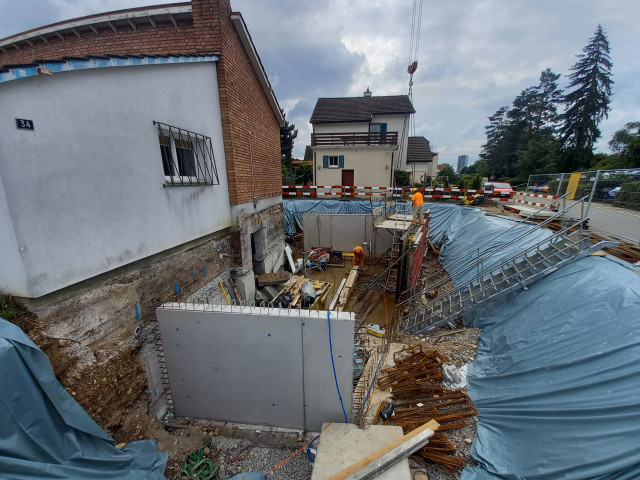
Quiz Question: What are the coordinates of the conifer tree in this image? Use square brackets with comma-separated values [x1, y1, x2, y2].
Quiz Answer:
[560, 25, 614, 171]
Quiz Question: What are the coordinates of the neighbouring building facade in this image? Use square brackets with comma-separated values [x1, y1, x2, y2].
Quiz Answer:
[407, 136, 439, 184]
[0, 0, 284, 427]
[309, 90, 415, 187]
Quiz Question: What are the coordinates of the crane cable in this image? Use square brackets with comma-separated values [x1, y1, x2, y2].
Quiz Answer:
[401, 0, 423, 176]
[408, 0, 423, 102]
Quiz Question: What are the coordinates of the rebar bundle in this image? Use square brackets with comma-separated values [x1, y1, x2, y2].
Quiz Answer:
[415, 433, 467, 471]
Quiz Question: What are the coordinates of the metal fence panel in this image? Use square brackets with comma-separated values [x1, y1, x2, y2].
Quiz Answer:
[529, 168, 640, 244]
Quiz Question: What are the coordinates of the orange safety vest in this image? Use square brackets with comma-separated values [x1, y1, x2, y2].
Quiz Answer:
[412, 191, 424, 206]
[353, 246, 363, 255]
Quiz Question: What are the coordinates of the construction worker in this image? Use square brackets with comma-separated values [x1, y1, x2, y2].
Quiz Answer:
[411, 188, 424, 223]
[353, 245, 364, 266]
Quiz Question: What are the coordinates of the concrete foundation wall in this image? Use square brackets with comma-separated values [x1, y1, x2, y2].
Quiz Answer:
[156, 304, 354, 431]
[303, 213, 393, 254]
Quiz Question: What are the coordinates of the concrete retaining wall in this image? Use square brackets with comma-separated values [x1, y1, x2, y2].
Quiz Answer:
[156, 304, 354, 431]
[303, 213, 393, 254]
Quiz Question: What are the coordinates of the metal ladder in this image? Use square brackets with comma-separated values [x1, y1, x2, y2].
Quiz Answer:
[398, 197, 618, 335]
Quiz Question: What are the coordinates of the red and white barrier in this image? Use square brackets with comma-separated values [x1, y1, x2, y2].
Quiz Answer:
[513, 191, 558, 208]
[282, 185, 486, 200]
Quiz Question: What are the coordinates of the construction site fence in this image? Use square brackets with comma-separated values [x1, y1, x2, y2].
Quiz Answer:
[282, 185, 486, 200]
[528, 168, 640, 243]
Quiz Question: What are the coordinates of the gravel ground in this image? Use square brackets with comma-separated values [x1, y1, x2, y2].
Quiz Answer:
[203, 437, 314, 480]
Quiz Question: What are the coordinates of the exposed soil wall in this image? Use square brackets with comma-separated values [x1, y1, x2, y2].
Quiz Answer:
[18, 229, 234, 430]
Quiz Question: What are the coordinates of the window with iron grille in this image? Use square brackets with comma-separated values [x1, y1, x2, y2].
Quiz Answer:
[154, 121, 219, 186]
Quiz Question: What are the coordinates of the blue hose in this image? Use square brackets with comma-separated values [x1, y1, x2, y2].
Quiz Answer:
[306, 434, 321, 463]
[328, 311, 348, 423]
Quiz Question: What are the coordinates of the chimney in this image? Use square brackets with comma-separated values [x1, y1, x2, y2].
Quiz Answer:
[364, 87, 372, 97]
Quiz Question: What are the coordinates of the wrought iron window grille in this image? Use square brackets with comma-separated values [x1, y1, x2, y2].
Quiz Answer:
[154, 121, 220, 186]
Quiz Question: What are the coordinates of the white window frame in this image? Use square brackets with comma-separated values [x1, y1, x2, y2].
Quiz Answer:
[328, 156, 340, 168]
[154, 121, 219, 186]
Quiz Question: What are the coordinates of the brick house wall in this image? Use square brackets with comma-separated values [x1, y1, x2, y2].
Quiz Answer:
[0, 0, 282, 206]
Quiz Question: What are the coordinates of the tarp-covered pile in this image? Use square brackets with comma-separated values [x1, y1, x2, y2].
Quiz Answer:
[422, 204, 640, 480]
[0, 318, 167, 480]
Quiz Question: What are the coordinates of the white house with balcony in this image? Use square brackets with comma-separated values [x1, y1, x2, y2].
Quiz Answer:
[309, 90, 415, 187]
[407, 136, 439, 184]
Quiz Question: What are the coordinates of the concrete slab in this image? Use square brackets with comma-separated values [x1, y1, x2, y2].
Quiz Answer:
[311, 423, 411, 480]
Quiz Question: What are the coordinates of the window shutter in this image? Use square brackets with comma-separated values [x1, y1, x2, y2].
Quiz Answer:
[323, 155, 329, 168]
[380, 123, 387, 132]
[338, 155, 345, 168]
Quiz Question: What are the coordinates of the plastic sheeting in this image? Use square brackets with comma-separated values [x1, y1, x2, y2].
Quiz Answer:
[421, 205, 640, 480]
[425, 204, 552, 285]
[283, 200, 384, 236]
[461, 256, 640, 480]
[0, 318, 167, 480]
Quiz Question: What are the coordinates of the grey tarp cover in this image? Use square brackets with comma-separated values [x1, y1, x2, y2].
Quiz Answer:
[0, 318, 168, 479]
[426, 203, 553, 284]
[423, 205, 640, 479]
[283, 199, 384, 236]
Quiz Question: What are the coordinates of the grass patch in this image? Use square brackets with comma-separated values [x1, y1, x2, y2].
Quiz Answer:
[0, 295, 27, 320]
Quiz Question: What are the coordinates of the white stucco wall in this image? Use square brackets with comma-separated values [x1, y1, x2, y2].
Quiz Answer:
[311, 113, 410, 186]
[0, 62, 231, 298]
[408, 162, 436, 183]
[0, 176, 29, 294]
[314, 148, 396, 186]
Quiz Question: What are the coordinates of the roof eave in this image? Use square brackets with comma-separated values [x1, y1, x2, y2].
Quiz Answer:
[231, 13, 284, 126]
[0, 3, 192, 50]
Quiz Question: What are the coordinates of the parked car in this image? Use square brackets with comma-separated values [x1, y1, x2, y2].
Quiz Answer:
[491, 182, 514, 198]
[605, 186, 621, 201]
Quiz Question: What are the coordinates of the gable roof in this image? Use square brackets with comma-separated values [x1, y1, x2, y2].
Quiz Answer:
[407, 136, 435, 163]
[310, 95, 415, 123]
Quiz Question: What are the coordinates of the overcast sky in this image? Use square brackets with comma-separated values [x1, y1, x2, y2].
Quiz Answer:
[2, 0, 639, 167]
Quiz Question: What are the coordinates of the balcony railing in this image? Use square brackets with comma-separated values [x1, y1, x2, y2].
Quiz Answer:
[311, 131, 399, 147]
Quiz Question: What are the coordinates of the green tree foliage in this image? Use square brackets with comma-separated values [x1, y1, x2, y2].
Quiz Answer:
[436, 164, 458, 187]
[560, 25, 614, 171]
[590, 122, 640, 169]
[295, 163, 314, 184]
[280, 111, 298, 178]
[480, 106, 511, 179]
[481, 69, 565, 181]
[394, 169, 412, 186]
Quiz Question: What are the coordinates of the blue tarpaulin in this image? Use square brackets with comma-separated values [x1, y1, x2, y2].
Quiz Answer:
[425, 204, 553, 284]
[0, 318, 168, 479]
[422, 205, 640, 480]
[283, 199, 385, 236]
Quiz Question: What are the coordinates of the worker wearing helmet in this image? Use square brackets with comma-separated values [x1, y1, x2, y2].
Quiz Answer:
[353, 245, 364, 266]
[411, 188, 424, 223]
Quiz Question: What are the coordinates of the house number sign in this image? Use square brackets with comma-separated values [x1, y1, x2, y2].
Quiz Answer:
[16, 118, 34, 130]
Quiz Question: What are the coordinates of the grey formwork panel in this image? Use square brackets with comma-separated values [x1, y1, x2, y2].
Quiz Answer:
[156, 305, 356, 430]
[303, 214, 333, 250]
[156, 307, 305, 429]
[303, 213, 393, 254]
[302, 311, 354, 431]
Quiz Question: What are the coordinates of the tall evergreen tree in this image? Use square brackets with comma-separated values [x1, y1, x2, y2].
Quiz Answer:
[280, 111, 298, 163]
[532, 68, 563, 136]
[480, 106, 511, 179]
[560, 25, 614, 171]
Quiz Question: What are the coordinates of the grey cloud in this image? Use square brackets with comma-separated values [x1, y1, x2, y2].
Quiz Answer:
[2, 0, 639, 166]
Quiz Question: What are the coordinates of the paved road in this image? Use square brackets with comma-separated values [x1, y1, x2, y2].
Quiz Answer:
[587, 202, 640, 244]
